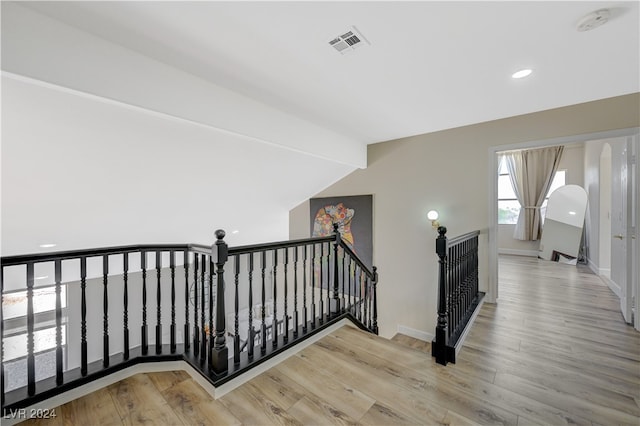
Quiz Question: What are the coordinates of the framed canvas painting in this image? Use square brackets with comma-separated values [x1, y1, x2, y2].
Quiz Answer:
[309, 194, 373, 270]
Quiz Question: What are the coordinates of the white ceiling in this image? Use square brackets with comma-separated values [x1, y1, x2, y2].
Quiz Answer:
[1, 1, 639, 255]
[15, 0, 640, 142]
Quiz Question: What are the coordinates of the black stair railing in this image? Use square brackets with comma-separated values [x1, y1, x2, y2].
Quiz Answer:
[1, 225, 377, 413]
[432, 226, 484, 366]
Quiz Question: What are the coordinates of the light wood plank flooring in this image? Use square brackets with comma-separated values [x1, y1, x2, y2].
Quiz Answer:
[20, 255, 640, 425]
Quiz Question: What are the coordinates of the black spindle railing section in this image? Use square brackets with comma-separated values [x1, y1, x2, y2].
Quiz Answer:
[432, 227, 484, 366]
[1, 227, 378, 413]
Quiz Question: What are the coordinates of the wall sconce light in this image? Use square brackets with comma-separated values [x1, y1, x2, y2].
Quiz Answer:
[427, 210, 440, 229]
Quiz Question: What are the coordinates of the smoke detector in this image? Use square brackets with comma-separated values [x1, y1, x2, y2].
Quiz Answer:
[576, 9, 610, 32]
[328, 26, 369, 54]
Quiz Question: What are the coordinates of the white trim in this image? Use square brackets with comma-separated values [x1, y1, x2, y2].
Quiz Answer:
[587, 257, 600, 275]
[601, 274, 622, 298]
[488, 127, 640, 306]
[455, 296, 486, 358]
[599, 268, 611, 279]
[1, 319, 352, 425]
[396, 325, 434, 342]
[498, 248, 539, 257]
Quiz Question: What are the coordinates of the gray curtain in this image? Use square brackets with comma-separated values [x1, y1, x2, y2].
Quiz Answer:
[505, 146, 564, 240]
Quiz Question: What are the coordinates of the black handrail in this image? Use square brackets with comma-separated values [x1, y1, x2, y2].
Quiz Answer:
[432, 226, 483, 366]
[228, 235, 334, 255]
[1, 244, 194, 266]
[1, 228, 378, 412]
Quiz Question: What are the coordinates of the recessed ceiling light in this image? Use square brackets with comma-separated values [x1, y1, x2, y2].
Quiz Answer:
[231, 230, 240, 234]
[39, 243, 57, 248]
[35, 276, 49, 280]
[512, 69, 532, 79]
[569, 211, 577, 215]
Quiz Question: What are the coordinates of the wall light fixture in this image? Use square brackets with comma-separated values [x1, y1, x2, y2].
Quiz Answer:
[427, 210, 440, 229]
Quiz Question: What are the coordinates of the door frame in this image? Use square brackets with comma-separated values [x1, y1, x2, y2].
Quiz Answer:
[487, 127, 640, 305]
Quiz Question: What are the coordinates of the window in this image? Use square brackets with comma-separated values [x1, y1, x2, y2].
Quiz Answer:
[498, 157, 566, 224]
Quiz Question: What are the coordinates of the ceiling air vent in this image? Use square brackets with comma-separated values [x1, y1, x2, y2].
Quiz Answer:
[328, 27, 369, 55]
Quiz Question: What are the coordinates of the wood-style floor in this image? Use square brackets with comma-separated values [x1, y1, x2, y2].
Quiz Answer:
[20, 255, 640, 425]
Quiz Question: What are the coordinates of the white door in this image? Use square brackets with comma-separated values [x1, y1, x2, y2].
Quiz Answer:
[611, 137, 633, 323]
[631, 135, 639, 330]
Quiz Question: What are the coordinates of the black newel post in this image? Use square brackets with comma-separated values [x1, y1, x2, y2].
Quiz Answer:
[372, 266, 379, 335]
[331, 223, 341, 317]
[210, 230, 229, 375]
[433, 226, 449, 366]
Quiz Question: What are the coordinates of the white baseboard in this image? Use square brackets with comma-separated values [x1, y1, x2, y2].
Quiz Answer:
[601, 274, 621, 298]
[498, 248, 538, 257]
[396, 325, 434, 343]
[587, 258, 600, 275]
[455, 296, 485, 358]
[599, 268, 611, 279]
[2, 319, 352, 425]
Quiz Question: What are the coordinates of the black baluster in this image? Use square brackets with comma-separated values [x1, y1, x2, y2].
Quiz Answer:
[363, 274, 368, 328]
[234, 254, 240, 365]
[348, 257, 353, 313]
[283, 248, 289, 343]
[193, 253, 200, 357]
[80, 257, 88, 374]
[293, 246, 299, 338]
[211, 230, 229, 375]
[353, 264, 362, 321]
[368, 276, 373, 329]
[208, 255, 214, 371]
[372, 266, 379, 335]
[200, 254, 206, 361]
[449, 244, 455, 339]
[454, 243, 460, 336]
[324, 243, 333, 321]
[319, 243, 324, 324]
[184, 250, 190, 353]
[55, 259, 63, 384]
[26, 263, 36, 394]
[474, 236, 479, 296]
[341, 247, 346, 313]
[103, 255, 110, 368]
[332, 224, 340, 317]
[170, 251, 176, 354]
[272, 249, 278, 348]
[302, 245, 308, 332]
[247, 253, 254, 359]
[123, 253, 130, 360]
[156, 251, 162, 355]
[311, 243, 316, 329]
[358, 269, 363, 322]
[260, 250, 267, 354]
[141, 252, 148, 355]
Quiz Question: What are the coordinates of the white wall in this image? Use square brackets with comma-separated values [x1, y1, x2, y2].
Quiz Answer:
[1, 76, 356, 256]
[290, 94, 639, 339]
[498, 143, 585, 256]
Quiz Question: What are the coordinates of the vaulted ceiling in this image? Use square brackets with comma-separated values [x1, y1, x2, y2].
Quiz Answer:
[2, 1, 638, 254]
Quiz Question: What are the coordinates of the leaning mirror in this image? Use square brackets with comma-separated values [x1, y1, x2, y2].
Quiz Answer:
[539, 184, 588, 264]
